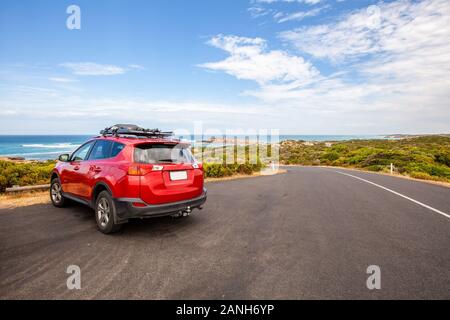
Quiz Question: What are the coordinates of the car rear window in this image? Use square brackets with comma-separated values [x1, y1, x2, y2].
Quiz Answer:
[111, 142, 125, 157]
[89, 140, 113, 160]
[88, 141, 125, 160]
[134, 144, 195, 164]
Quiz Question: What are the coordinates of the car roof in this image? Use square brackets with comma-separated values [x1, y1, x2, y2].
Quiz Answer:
[92, 136, 189, 146]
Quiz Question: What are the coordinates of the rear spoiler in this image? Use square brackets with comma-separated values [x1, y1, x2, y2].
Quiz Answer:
[134, 140, 191, 148]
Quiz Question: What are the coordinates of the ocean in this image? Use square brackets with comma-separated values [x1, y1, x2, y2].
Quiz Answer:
[0, 135, 92, 161]
[0, 135, 384, 161]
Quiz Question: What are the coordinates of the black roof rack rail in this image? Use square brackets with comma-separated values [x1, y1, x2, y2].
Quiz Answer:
[100, 124, 174, 139]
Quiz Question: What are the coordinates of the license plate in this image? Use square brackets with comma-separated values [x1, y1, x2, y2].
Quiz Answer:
[170, 171, 188, 181]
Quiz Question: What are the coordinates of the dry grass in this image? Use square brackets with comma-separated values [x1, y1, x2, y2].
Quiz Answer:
[0, 191, 50, 209]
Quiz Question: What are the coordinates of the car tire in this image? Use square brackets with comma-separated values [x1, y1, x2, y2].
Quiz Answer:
[50, 178, 67, 208]
[95, 190, 122, 234]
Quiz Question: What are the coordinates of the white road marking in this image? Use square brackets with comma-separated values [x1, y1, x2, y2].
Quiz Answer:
[334, 170, 450, 219]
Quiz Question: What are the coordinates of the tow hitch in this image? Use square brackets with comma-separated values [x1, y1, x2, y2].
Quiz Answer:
[171, 206, 192, 219]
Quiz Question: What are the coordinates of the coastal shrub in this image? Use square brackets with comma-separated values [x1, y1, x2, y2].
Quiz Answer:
[321, 151, 340, 163]
[409, 171, 449, 182]
[435, 152, 450, 166]
[330, 144, 349, 154]
[203, 161, 263, 179]
[0, 175, 7, 193]
[0, 160, 55, 193]
[347, 148, 381, 165]
[365, 165, 384, 172]
[203, 163, 227, 178]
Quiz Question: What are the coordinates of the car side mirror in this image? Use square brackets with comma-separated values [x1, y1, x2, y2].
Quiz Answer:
[58, 154, 70, 162]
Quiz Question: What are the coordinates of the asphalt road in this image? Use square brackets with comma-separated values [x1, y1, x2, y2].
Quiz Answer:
[0, 167, 449, 299]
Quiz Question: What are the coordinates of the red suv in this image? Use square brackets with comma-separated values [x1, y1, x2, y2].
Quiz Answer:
[50, 125, 207, 234]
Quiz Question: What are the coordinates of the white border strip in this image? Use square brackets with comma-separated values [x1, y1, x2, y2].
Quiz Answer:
[334, 171, 450, 219]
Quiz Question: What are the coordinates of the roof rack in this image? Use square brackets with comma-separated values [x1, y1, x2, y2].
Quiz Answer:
[100, 124, 174, 139]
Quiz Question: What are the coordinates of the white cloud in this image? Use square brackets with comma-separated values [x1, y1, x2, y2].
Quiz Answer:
[0, 85, 275, 134]
[0, 83, 267, 129]
[128, 64, 146, 70]
[248, 6, 271, 18]
[1, 87, 260, 117]
[198, 0, 450, 133]
[49, 77, 77, 83]
[198, 35, 319, 86]
[276, 0, 450, 118]
[276, 6, 328, 23]
[249, 0, 326, 22]
[60, 62, 127, 76]
[254, 0, 323, 4]
[280, 0, 450, 62]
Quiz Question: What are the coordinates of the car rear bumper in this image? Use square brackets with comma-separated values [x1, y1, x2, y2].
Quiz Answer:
[113, 188, 207, 223]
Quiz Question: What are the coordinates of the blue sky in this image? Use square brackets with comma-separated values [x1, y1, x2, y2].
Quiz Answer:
[0, 0, 449, 134]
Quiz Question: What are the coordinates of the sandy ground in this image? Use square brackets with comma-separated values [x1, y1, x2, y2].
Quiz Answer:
[0, 191, 50, 209]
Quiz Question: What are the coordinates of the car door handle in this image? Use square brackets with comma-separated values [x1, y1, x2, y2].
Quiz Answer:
[91, 166, 102, 173]
[74, 166, 80, 171]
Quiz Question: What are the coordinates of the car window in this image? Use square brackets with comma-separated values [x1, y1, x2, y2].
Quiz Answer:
[111, 142, 125, 157]
[89, 140, 113, 160]
[134, 144, 195, 164]
[71, 141, 95, 162]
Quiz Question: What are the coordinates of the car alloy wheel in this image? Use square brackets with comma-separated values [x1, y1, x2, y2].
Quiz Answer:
[51, 182, 62, 204]
[97, 198, 110, 228]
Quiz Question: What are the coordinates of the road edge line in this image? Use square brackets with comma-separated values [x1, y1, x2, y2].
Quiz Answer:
[333, 170, 450, 220]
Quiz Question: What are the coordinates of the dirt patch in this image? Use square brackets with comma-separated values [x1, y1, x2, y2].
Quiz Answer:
[0, 191, 50, 209]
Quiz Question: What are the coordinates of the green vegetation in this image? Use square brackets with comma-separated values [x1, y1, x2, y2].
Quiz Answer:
[203, 162, 263, 178]
[280, 136, 450, 182]
[196, 145, 264, 178]
[0, 160, 56, 193]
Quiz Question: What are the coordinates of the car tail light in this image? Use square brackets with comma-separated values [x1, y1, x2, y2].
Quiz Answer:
[128, 164, 163, 176]
[127, 165, 142, 176]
